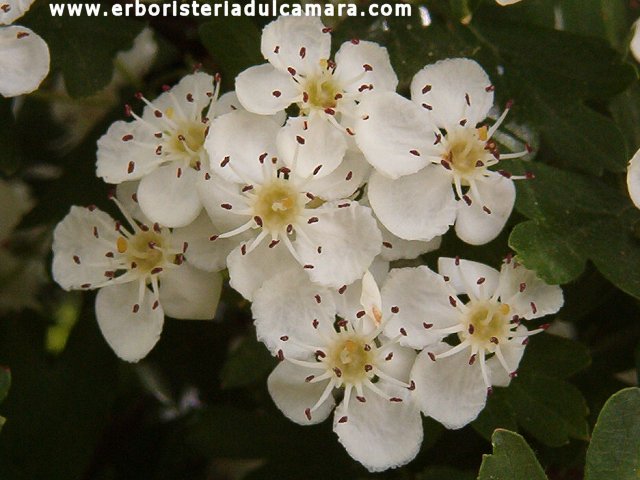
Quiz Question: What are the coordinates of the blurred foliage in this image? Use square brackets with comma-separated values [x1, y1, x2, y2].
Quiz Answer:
[1, 0, 640, 478]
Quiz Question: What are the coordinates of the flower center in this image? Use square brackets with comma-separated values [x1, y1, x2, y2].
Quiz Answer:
[301, 65, 342, 113]
[165, 116, 207, 165]
[326, 335, 374, 385]
[443, 126, 488, 179]
[252, 178, 302, 233]
[117, 231, 171, 274]
[459, 300, 511, 353]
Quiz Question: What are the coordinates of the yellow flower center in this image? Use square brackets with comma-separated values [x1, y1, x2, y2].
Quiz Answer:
[252, 179, 302, 233]
[460, 300, 511, 353]
[300, 64, 342, 113]
[117, 231, 171, 274]
[327, 336, 374, 384]
[443, 126, 488, 179]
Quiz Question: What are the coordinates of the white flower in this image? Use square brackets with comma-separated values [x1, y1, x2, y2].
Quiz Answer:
[51, 27, 159, 150]
[356, 58, 532, 245]
[496, 0, 522, 5]
[628, 147, 640, 210]
[200, 112, 380, 300]
[260, 271, 422, 472]
[96, 72, 234, 228]
[380, 257, 563, 429]
[235, 15, 397, 178]
[0, 0, 50, 97]
[631, 20, 640, 64]
[51, 195, 224, 362]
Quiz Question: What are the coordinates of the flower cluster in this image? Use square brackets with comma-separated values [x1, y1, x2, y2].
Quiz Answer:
[51, 14, 564, 472]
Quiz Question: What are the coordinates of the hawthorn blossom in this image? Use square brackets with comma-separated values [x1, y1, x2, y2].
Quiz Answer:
[379, 257, 563, 429]
[496, 0, 521, 5]
[200, 111, 379, 300]
[96, 72, 231, 228]
[356, 58, 532, 245]
[235, 15, 397, 177]
[51, 194, 223, 362]
[628, 147, 640, 210]
[0, 0, 50, 97]
[51, 27, 159, 150]
[259, 270, 422, 472]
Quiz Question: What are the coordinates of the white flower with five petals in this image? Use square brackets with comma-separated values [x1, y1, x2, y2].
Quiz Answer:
[356, 58, 532, 245]
[0, 0, 50, 97]
[96, 72, 232, 228]
[235, 15, 397, 178]
[379, 257, 563, 429]
[200, 112, 379, 300]
[260, 271, 422, 472]
[51, 194, 224, 362]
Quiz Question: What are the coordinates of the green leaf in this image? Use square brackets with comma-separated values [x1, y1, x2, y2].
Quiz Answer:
[199, 18, 263, 89]
[585, 388, 640, 480]
[477, 429, 548, 480]
[518, 332, 591, 380]
[509, 222, 585, 285]
[509, 161, 640, 299]
[559, 0, 629, 49]
[474, 21, 635, 100]
[507, 374, 589, 447]
[220, 335, 276, 389]
[22, 2, 145, 98]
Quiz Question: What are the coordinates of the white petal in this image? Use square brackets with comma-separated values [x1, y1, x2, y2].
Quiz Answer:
[334, 40, 398, 94]
[277, 115, 346, 179]
[294, 201, 381, 288]
[51, 206, 120, 291]
[268, 360, 335, 425]
[0, 178, 33, 242]
[95, 283, 164, 362]
[227, 238, 299, 301]
[376, 342, 417, 384]
[368, 166, 457, 241]
[261, 15, 331, 73]
[455, 173, 515, 245]
[0, 26, 49, 98]
[115, 181, 150, 224]
[142, 72, 214, 123]
[137, 164, 202, 228]
[355, 92, 436, 178]
[411, 343, 487, 429]
[379, 222, 441, 262]
[332, 257, 389, 326]
[205, 110, 281, 184]
[197, 171, 252, 232]
[627, 148, 640, 209]
[235, 63, 299, 115]
[0, 0, 35, 24]
[496, 0, 522, 5]
[171, 212, 242, 272]
[306, 149, 371, 201]
[381, 266, 460, 349]
[158, 263, 222, 320]
[437, 257, 500, 299]
[490, 330, 527, 387]
[96, 119, 161, 183]
[253, 267, 336, 357]
[360, 270, 382, 324]
[410, 58, 494, 128]
[496, 260, 564, 319]
[334, 384, 422, 472]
